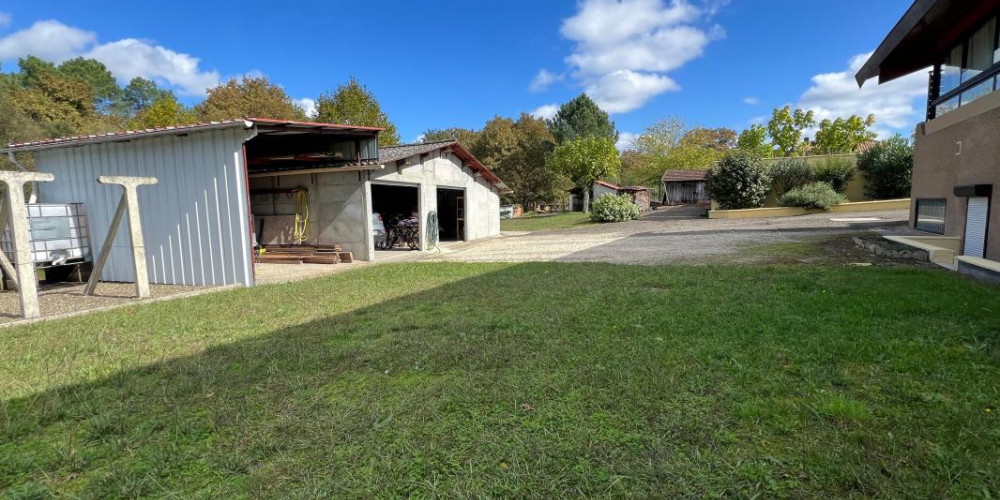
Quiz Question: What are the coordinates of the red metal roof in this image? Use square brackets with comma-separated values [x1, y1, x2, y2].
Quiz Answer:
[595, 180, 621, 190]
[3, 118, 382, 152]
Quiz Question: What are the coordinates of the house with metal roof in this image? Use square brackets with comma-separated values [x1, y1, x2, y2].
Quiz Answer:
[857, 0, 1000, 280]
[3, 120, 506, 288]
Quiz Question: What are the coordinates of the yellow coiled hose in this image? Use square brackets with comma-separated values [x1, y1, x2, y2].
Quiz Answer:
[293, 189, 309, 244]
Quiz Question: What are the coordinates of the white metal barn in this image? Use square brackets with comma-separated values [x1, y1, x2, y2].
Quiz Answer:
[3, 119, 506, 287]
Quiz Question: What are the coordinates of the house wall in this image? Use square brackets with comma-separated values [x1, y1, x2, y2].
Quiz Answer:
[248, 171, 372, 261]
[912, 97, 1000, 261]
[34, 127, 256, 287]
[370, 149, 500, 247]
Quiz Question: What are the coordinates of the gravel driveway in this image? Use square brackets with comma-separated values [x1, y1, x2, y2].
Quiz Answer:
[425, 208, 915, 265]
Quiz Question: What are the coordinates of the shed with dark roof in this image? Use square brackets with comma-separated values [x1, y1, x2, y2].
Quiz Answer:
[661, 169, 709, 205]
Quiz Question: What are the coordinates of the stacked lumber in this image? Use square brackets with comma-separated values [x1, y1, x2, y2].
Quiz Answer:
[256, 245, 353, 265]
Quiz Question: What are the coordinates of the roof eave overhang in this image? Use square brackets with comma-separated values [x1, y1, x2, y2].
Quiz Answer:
[856, 0, 1000, 86]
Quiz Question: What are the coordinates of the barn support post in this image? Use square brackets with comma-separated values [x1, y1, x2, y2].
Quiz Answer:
[0, 171, 55, 318]
[0, 199, 20, 290]
[85, 176, 158, 298]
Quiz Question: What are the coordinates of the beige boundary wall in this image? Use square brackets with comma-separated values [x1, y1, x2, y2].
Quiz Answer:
[708, 199, 911, 219]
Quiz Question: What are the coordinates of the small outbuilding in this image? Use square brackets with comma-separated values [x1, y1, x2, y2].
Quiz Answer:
[661, 169, 709, 205]
[620, 186, 651, 211]
[3, 120, 507, 288]
[566, 180, 621, 212]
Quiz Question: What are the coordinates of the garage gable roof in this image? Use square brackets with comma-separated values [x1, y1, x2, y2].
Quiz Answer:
[2, 118, 382, 153]
[378, 140, 509, 192]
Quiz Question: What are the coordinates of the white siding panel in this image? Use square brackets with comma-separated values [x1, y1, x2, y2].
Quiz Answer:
[34, 128, 255, 286]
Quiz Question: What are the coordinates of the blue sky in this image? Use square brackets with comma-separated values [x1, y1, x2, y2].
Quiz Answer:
[0, 0, 924, 146]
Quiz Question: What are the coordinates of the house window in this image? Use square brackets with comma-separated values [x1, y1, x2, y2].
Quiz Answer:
[940, 45, 964, 95]
[965, 18, 997, 81]
[915, 199, 947, 234]
[932, 15, 1000, 118]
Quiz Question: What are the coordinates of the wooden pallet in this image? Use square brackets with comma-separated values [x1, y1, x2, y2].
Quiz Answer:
[256, 245, 352, 265]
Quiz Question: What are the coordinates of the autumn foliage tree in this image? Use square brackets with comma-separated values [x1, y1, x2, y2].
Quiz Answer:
[195, 77, 306, 122]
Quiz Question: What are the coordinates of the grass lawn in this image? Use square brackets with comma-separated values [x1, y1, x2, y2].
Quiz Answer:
[500, 211, 593, 232]
[2, 262, 1000, 497]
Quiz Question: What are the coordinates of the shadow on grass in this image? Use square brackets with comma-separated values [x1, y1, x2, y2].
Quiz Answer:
[2, 262, 999, 498]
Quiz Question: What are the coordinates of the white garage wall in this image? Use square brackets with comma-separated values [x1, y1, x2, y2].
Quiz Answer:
[371, 149, 500, 246]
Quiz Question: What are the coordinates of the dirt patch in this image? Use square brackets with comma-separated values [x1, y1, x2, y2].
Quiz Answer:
[0, 282, 206, 324]
[694, 232, 940, 268]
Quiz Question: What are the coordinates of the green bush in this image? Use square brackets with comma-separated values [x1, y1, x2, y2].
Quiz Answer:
[813, 157, 857, 194]
[590, 194, 639, 222]
[778, 182, 847, 210]
[770, 158, 812, 196]
[705, 151, 771, 209]
[857, 135, 913, 199]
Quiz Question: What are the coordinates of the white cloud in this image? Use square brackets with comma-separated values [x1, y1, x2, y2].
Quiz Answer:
[85, 39, 219, 96]
[0, 20, 95, 61]
[0, 12, 12, 29]
[748, 115, 766, 125]
[0, 20, 220, 96]
[530, 103, 559, 120]
[584, 70, 679, 113]
[415, 133, 427, 143]
[799, 52, 928, 136]
[616, 131, 637, 151]
[529, 68, 563, 92]
[557, 0, 726, 114]
[743, 96, 760, 105]
[295, 97, 317, 118]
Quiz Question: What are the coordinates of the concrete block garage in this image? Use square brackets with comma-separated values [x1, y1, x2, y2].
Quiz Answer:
[4, 119, 507, 288]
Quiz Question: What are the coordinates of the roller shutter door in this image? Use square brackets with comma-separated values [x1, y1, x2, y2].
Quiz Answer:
[963, 197, 989, 257]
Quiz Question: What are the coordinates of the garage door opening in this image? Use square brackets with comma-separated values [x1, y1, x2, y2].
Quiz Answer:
[437, 188, 465, 242]
[372, 184, 420, 251]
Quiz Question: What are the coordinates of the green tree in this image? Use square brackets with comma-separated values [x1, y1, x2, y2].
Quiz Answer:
[57, 57, 121, 112]
[315, 77, 399, 145]
[766, 105, 815, 157]
[121, 77, 170, 116]
[857, 134, 913, 199]
[129, 94, 197, 129]
[548, 93, 617, 144]
[736, 124, 772, 157]
[705, 151, 771, 209]
[14, 56, 58, 89]
[547, 136, 621, 212]
[196, 77, 307, 122]
[812, 114, 877, 154]
[421, 127, 480, 148]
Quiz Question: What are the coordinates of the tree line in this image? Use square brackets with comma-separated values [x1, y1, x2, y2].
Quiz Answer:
[1, 54, 882, 211]
[0, 56, 400, 171]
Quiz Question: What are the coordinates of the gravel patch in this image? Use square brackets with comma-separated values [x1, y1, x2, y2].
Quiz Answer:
[0, 282, 206, 324]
